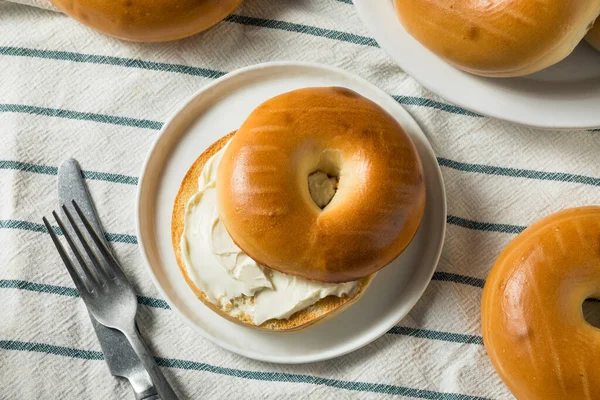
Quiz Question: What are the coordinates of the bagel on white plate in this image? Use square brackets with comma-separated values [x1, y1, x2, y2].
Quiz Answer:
[173, 87, 426, 331]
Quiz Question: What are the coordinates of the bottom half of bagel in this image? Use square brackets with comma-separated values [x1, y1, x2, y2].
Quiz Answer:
[171, 132, 373, 332]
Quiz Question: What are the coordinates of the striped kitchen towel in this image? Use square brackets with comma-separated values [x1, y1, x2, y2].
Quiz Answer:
[2, 1, 600, 399]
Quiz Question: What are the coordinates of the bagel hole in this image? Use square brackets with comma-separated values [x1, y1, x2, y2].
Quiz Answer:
[308, 150, 342, 209]
[583, 299, 600, 329]
[308, 171, 338, 209]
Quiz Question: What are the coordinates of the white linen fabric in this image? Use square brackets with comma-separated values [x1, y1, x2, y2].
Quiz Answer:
[2, 1, 600, 399]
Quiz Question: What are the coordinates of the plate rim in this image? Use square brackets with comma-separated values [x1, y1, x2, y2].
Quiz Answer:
[353, 0, 600, 130]
[135, 61, 447, 363]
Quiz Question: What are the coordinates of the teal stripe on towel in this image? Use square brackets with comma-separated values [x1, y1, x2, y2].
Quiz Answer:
[431, 272, 485, 288]
[388, 327, 483, 345]
[0, 280, 169, 309]
[438, 157, 600, 187]
[0, 219, 138, 244]
[446, 216, 525, 234]
[0, 340, 489, 399]
[393, 96, 481, 117]
[223, 15, 379, 47]
[0, 104, 162, 130]
[0, 160, 138, 185]
[0, 46, 226, 78]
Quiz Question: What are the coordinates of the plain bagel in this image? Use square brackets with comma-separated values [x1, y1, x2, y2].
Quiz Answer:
[50, 0, 242, 42]
[393, 0, 600, 77]
[217, 87, 426, 283]
[482, 206, 600, 398]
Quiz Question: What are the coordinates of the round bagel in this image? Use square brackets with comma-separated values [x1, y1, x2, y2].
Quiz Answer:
[50, 0, 242, 42]
[586, 20, 600, 51]
[172, 132, 373, 331]
[393, 0, 600, 77]
[482, 206, 600, 398]
[217, 87, 426, 283]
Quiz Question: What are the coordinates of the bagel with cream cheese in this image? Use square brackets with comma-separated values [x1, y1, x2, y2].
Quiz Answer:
[482, 206, 600, 398]
[172, 133, 374, 331]
[172, 87, 425, 330]
[394, 0, 600, 77]
[50, 0, 242, 42]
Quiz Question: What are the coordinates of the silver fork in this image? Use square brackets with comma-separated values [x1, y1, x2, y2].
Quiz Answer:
[43, 200, 179, 400]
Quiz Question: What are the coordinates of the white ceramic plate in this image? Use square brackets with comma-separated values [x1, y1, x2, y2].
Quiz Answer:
[354, 0, 600, 129]
[136, 62, 446, 363]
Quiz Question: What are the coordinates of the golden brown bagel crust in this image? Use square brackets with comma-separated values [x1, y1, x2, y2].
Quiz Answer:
[172, 132, 373, 331]
[482, 206, 600, 399]
[586, 21, 600, 51]
[217, 87, 426, 283]
[50, 0, 242, 42]
[394, 0, 600, 77]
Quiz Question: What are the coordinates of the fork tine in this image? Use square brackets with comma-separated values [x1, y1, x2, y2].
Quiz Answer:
[52, 210, 100, 290]
[43, 216, 87, 293]
[61, 205, 108, 284]
[72, 200, 121, 278]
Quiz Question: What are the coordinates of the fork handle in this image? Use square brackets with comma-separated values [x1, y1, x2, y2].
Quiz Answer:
[122, 325, 179, 400]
